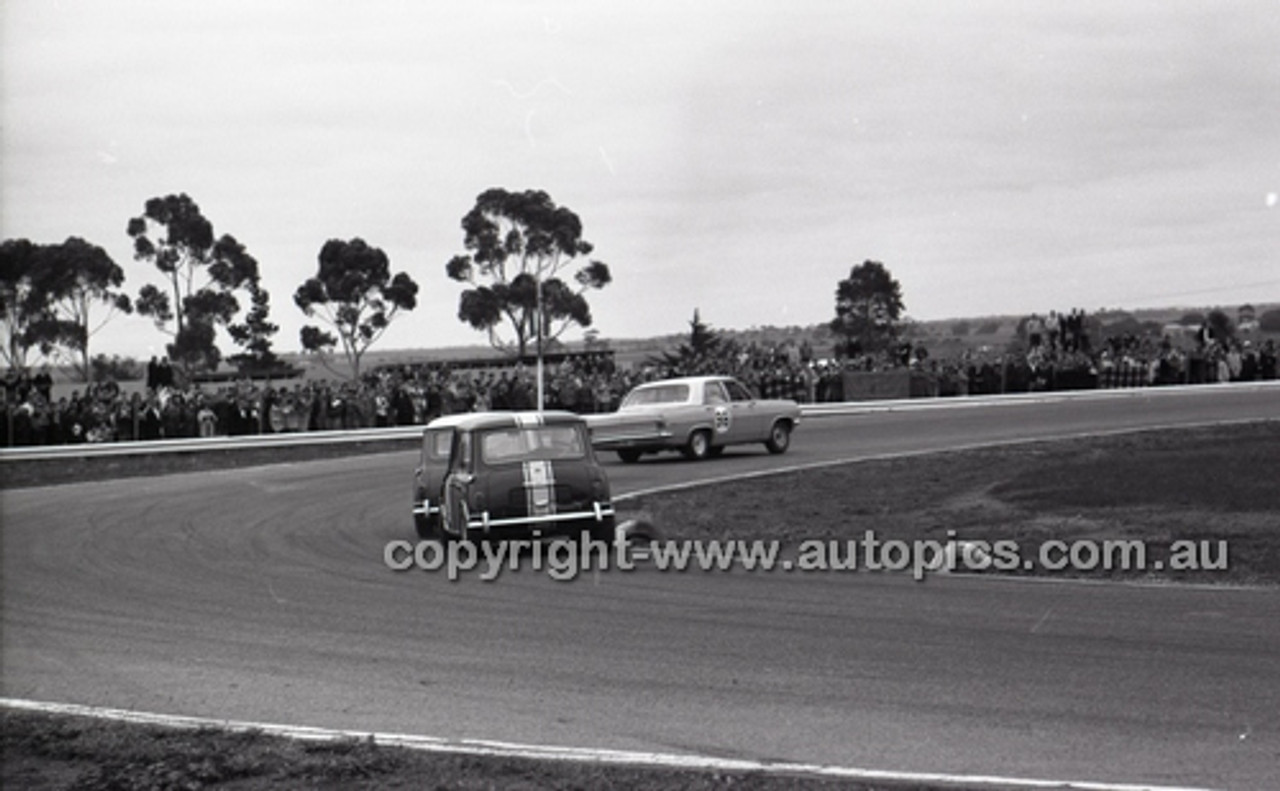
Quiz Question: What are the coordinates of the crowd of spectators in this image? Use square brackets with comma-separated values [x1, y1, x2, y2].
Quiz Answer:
[888, 310, 1277, 396]
[3, 316, 1276, 447]
[1088, 327, 1277, 387]
[1006, 310, 1276, 391]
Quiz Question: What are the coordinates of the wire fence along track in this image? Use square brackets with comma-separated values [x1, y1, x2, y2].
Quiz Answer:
[3, 381, 1278, 464]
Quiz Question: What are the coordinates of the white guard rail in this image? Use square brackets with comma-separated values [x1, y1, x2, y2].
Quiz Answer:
[0, 425, 425, 462]
[2, 380, 1277, 464]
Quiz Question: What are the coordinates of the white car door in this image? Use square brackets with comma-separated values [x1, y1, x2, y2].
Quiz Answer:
[701, 380, 740, 442]
[724, 379, 766, 439]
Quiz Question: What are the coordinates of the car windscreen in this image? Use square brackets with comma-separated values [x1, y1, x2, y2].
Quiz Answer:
[480, 425, 587, 464]
[622, 383, 690, 407]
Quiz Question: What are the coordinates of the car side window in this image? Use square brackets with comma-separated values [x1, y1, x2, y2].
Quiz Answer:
[425, 429, 451, 461]
[450, 432, 472, 473]
[704, 382, 729, 405]
[725, 381, 756, 402]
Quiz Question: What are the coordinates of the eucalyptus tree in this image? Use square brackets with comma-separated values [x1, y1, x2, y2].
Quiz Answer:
[128, 193, 272, 375]
[294, 237, 418, 379]
[446, 188, 611, 406]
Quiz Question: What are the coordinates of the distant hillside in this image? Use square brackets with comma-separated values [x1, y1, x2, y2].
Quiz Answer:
[306, 300, 1279, 373]
[53, 300, 1270, 385]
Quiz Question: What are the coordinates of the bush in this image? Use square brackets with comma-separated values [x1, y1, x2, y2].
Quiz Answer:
[90, 354, 142, 382]
[1206, 309, 1235, 340]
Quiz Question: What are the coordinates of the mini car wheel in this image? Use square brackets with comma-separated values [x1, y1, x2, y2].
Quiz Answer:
[616, 449, 641, 464]
[682, 429, 712, 460]
[589, 519, 616, 544]
[428, 516, 455, 543]
[765, 420, 791, 454]
[413, 488, 433, 539]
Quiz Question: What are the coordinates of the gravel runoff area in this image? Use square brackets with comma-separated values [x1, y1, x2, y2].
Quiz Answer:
[3, 420, 1277, 789]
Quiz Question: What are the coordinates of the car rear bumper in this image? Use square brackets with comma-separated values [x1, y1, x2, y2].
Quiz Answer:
[466, 502, 616, 534]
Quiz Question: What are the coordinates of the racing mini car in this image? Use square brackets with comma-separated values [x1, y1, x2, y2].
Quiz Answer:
[414, 411, 616, 543]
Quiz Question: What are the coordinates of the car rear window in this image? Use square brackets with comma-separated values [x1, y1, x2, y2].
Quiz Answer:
[424, 429, 453, 460]
[481, 425, 587, 464]
[623, 384, 690, 407]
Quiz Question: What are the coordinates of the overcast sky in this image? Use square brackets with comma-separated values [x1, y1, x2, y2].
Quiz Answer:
[3, 1, 1278, 359]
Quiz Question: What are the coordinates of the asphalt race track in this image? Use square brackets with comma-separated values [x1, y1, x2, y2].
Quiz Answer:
[3, 385, 1279, 789]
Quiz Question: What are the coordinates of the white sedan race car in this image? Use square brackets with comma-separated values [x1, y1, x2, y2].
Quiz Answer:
[586, 375, 801, 462]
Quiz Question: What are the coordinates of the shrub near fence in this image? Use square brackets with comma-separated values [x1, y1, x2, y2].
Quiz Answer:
[1098, 361, 1150, 389]
[840, 370, 912, 401]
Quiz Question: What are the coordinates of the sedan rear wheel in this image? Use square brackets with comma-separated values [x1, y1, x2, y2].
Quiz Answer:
[682, 429, 712, 460]
[765, 421, 791, 454]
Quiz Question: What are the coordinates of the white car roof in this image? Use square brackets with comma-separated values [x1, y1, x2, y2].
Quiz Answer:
[425, 410, 585, 432]
[631, 375, 732, 388]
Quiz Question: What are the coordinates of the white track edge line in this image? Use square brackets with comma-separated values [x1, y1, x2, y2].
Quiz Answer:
[0, 698, 1218, 791]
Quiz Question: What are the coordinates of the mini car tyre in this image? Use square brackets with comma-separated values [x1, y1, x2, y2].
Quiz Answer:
[414, 515, 432, 540]
[429, 514, 454, 544]
[682, 429, 712, 460]
[589, 519, 616, 544]
[765, 421, 791, 454]
[413, 487, 436, 539]
[616, 449, 642, 464]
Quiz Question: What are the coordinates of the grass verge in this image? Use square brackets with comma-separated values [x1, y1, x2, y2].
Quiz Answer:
[0, 708, 932, 791]
[632, 420, 1280, 585]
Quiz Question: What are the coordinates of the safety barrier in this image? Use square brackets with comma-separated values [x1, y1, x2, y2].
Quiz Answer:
[3, 380, 1278, 464]
[0, 424, 423, 462]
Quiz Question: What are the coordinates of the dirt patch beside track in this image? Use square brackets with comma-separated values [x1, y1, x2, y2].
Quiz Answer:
[631, 420, 1280, 585]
